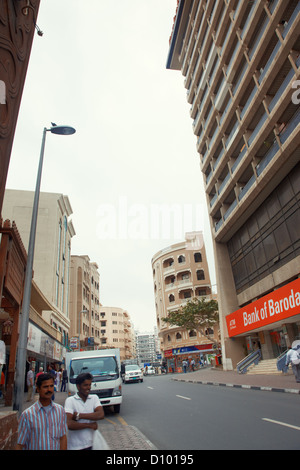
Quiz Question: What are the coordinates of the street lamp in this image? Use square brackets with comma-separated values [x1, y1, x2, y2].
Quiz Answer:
[13, 124, 76, 415]
[78, 309, 88, 350]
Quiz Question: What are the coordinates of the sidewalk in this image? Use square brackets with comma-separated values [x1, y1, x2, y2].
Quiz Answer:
[0, 391, 157, 450]
[172, 367, 300, 394]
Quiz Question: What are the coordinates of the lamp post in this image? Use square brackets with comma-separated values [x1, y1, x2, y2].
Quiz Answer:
[13, 124, 76, 415]
[78, 309, 88, 350]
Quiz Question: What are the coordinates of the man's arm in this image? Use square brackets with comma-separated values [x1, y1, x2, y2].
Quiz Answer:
[60, 434, 67, 450]
[73, 406, 104, 422]
[66, 412, 98, 431]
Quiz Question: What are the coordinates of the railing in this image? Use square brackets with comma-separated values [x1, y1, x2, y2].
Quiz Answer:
[237, 349, 261, 374]
[276, 350, 288, 373]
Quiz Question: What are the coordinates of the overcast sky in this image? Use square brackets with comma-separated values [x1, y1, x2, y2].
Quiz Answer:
[6, 0, 216, 332]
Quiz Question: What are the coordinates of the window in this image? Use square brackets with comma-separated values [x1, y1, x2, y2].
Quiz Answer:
[228, 162, 300, 291]
[189, 330, 197, 337]
[194, 252, 202, 262]
[178, 255, 185, 263]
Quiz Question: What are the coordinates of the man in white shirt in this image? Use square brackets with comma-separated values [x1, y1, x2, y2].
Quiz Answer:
[26, 366, 35, 402]
[286, 346, 300, 383]
[64, 372, 104, 450]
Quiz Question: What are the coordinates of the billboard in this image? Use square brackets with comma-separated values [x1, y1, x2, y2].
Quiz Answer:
[226, 278, 300, 337]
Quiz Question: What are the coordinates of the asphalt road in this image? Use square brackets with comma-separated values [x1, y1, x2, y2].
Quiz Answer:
[116, 374, 300, 450]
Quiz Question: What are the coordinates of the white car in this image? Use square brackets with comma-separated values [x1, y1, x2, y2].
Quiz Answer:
[123, 364, 143, 383]
[145, 366, 155, 375]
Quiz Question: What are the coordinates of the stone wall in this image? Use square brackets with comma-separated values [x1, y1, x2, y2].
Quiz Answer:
[0, 411, 18, 450]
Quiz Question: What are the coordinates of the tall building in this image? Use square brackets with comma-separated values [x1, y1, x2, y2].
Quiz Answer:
[98, 306, 135, 361]
[3, 189, 75, 344]
[167, 0, 300, 369]
[152, 232, 219, 371]
[135, 332, 159, 366]
[68, 255, 101, 349]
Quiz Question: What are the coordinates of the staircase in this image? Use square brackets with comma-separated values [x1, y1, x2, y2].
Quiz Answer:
[246, 358, 290, 375]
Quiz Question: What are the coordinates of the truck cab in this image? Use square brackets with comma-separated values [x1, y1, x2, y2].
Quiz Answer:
[66, 349, 122, 413]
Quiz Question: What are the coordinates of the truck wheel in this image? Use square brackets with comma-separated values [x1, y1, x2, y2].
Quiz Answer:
[113, 404, 121, 413]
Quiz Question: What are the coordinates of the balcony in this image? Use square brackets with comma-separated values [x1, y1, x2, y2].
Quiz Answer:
[256, 141, 279, 177]
[238, 174, 256, 202]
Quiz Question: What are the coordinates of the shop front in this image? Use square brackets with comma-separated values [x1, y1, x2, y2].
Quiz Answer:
[226, 277, 300, 360]
[25, 322, 66, 387]
[164, 344, 218, 372]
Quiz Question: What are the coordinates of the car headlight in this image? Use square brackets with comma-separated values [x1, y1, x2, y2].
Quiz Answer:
[112, 385, 122, 396]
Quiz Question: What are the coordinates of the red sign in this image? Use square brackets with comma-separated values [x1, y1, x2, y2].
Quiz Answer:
[226, 277, 300, 337]
[164, 349, 173, 358]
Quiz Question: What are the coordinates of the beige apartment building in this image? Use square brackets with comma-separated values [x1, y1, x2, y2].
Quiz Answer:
[98, 306, 135, 362]
[152, 232, 219, 371]
[2, 189, 74, 347]
[68, 255, 101, 349]
[167, 0, 300, 369]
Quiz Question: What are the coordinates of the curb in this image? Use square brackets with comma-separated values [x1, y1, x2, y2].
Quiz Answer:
[173, 378, 300, 395]
[101, 423, 158, 451]
[130, 425, 158, 450]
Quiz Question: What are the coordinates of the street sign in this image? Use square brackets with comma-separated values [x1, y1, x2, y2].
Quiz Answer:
[70, 337, 79, 349]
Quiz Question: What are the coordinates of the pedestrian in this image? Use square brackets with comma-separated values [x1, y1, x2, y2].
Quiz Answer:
[61, 367, 68, 392]
[182, 360, 188, 373]
[56, 369, 62, 392]
[35, 367, 44, 385]
[16, 373, 67, 450]
[26, 365, 35, 402]
[64, 372, 104, 450]
[48, 366, 56, 400]
[286, 346, 300, 383]
[191, 358, 195, 371]
[0, 367, 5, 399]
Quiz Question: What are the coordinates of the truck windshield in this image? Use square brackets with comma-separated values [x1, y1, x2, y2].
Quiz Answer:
[70, 356, 119, 383]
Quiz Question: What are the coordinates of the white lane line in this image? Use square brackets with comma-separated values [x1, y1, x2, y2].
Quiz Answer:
[147, 386, 154, 390]
[262, 418, 300, 431]
[176, 395, 191, 401]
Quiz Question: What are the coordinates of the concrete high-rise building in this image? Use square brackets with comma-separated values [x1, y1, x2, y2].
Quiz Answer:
[68, 255, 101, 349]
[135, 332, 159, 367]
[3, 189, 75, 344]
[98, 306, 135, 362]
[152, 232, 219, 371]
[167, 0, 300, 369]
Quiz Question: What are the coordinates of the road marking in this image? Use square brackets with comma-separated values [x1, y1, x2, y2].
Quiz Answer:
[176, 395, 191, 401]
[104, 416, 128, 426]
[147, 386, 154, 390]
[262, 418, 300, 431]
[117, 415, 128, 426]
[104, 418, 117, 425]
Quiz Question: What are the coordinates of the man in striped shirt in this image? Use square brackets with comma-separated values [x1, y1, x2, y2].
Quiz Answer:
[16, 373, 67, 450]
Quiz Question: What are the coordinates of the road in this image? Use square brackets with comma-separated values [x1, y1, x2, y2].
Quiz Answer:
[103, 374, 300, 450]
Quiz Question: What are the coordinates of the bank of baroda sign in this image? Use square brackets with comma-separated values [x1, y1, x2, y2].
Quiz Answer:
[226, 278, 300, 337]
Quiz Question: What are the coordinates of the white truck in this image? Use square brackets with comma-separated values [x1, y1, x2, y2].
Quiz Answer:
[65, 348, 122, 413]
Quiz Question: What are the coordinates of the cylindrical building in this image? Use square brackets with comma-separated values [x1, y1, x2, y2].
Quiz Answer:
[152, 232, 219, 372]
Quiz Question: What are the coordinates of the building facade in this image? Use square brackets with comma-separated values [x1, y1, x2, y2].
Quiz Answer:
[167, 0, 300, 369]
[152, 232, 219, 371]
[135, 332, 159, 367]
[68, 255, 101, 350]
[2, 189, 74, 345]
[0, 0, 40, 216]
[98, 306, 135, 362]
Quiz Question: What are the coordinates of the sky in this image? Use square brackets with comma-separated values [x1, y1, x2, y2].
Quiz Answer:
[6, 0, 216, 333]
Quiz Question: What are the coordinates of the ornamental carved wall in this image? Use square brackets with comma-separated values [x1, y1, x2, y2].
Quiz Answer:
[0, 0, 40, 214]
